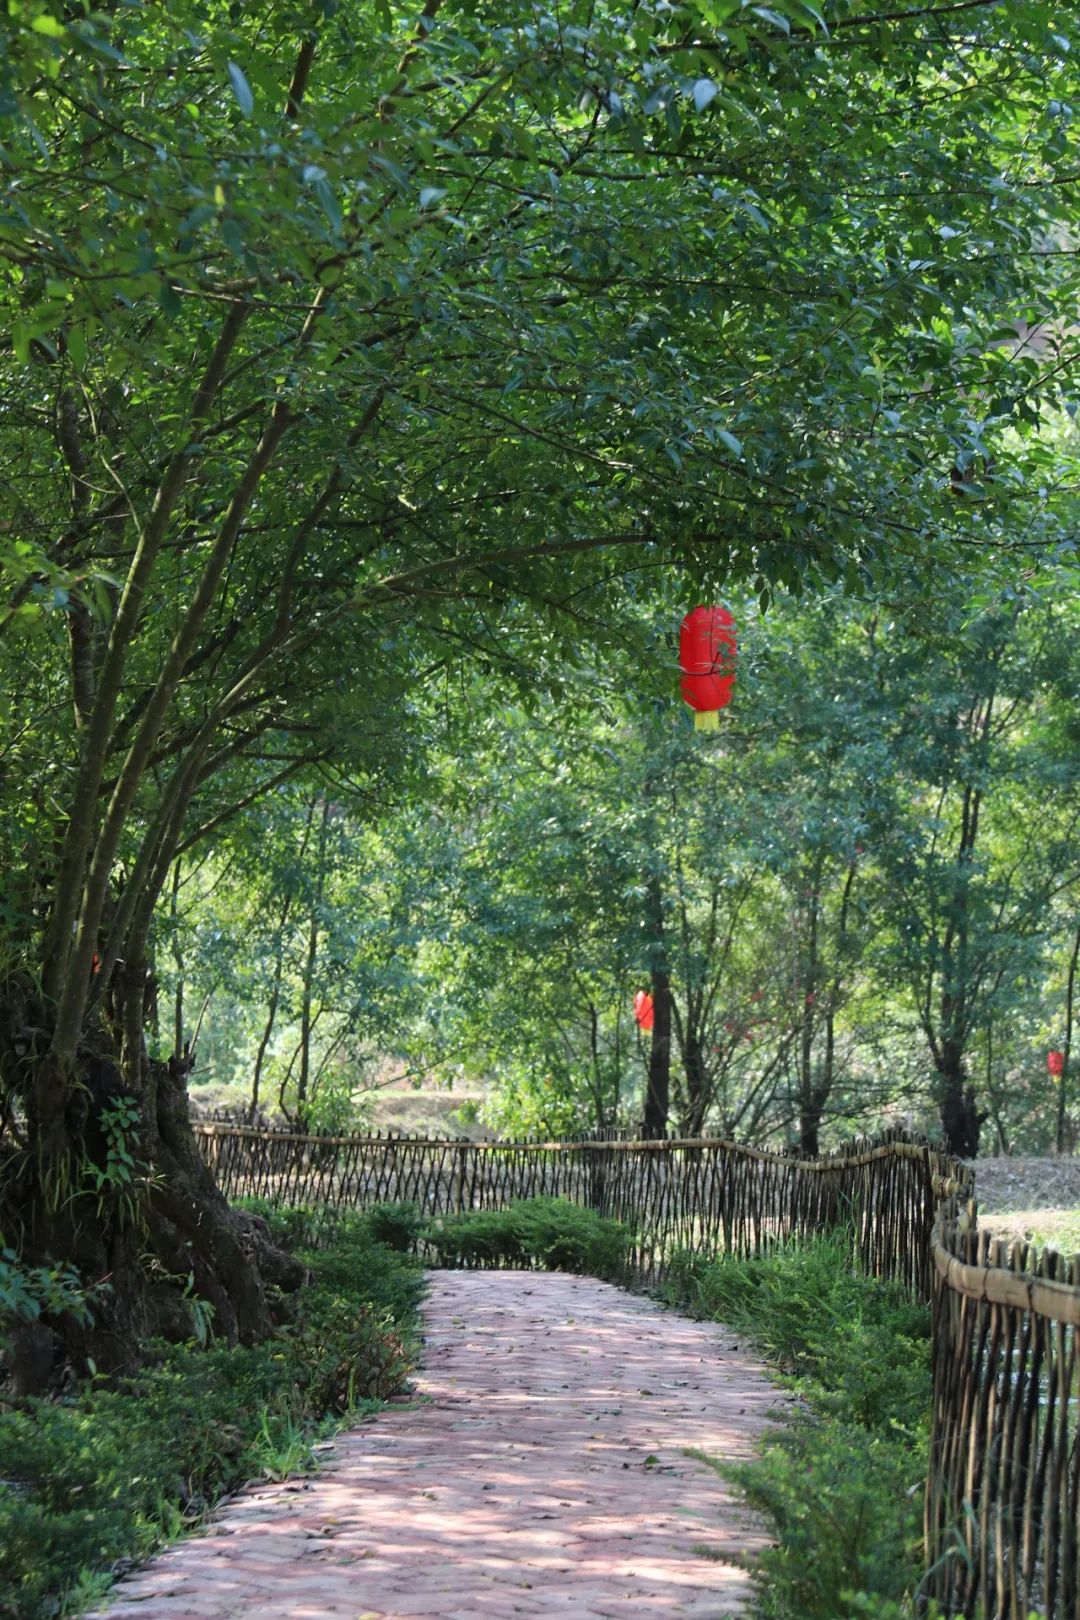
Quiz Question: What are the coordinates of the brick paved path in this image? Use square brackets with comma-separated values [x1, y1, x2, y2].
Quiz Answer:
[92, 1270, 779, 1619]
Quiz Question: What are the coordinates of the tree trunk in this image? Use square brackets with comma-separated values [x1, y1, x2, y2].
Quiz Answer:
[642, 968, 671, 1137]
[251, 908, 290, 1122]
[937, 1039, 982, 1157]
[169, 859, 185, 1062]
[640, 869, 670, 1138]
[681, 1026, 710, 1137]
[295, 797, 330, 1131]
[1056, 920, 1080, 1154]
[983, 1024, 1011, 1156]
[4, 1030, 307, 1385]
[799, 1100, 825, 1158]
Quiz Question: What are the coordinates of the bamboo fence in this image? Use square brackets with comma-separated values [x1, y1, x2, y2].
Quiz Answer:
[194, 1119, 966, 1291]
[925, 1203, 1080, 1619]
[195, 1118, 1080, 1615]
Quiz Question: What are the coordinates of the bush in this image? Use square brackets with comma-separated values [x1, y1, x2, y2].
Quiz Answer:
[362, 1201, 427, 1253]
[724, 1421, 925, 1618]
[233, 1196, 328, 1250]
[425, 1198, 629, 1280]
[234, 1198, 428, 1259]
[425, 1205, 527, 1268]
[0, 1223, 421, 1620]
[667, 1234, 932, 1620]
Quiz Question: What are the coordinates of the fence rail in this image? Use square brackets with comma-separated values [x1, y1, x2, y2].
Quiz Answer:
[195, 1120, 1080, 1618]
[925, 1207, 1080, 1619]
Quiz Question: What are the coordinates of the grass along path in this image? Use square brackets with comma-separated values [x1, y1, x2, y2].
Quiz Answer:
[90, 1269, 781, 1620]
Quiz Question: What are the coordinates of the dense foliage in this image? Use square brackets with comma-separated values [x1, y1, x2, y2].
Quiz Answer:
[0, 1215, 421, 1620]
[174, 582, 1080, 1156]
[424, 1196, 630, 1274]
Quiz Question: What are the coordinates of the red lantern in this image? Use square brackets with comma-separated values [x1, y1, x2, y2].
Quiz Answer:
[634, 990, 655, 1031]
[1048, 1049, 1065, 1077]
[679, 605, 736, 731]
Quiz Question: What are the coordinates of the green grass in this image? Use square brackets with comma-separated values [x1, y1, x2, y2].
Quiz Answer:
[665, 1235, 933, 1620]
[0, 1213, 422, 1620]
[978, 1206, 1080, 1257]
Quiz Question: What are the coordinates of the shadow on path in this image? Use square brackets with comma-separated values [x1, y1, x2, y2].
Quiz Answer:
[92, 1270, 781, 1619]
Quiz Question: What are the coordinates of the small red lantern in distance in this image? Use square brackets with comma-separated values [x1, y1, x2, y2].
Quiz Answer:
[1048, 1049, 1065, 1077]
[634, 990, 655, 1031]
[680, 605, 736, 731]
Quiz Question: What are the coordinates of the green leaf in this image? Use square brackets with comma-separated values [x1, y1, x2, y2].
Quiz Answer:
[311, 177, 342, 231]
[227, 61, 254, 118]
[65, 324, 87, 371]
[693, 80, 718, 112]
[751, 6, 791, 35]
[158, 280, 183, 317]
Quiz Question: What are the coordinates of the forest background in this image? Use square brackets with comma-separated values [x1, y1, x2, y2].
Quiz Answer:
[164, 584, 1080, 1161]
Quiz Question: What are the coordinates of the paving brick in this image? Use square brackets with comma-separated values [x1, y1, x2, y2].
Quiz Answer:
[88, 1270, 780, 1619]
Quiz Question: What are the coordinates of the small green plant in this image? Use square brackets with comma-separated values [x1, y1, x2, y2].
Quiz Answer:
[0, 1248, 101, 1330]
[249, 1406, 315, 1481]
[181, 1274, 216, 1348]
[80, 1096, 145, 1225]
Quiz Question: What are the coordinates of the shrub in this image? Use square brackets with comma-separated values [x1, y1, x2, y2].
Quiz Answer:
[362, 1201, 427, 1253]
[0, 1224, 421, 1620]
[723, 1422, 924, 1618]
[425, 1198, 628, 1279]
[667, 1234, 932, 1620]
[233, 1196, 327, 1250]
[511, 1198, 629, 1278]
[425, 1206, 528, 1268]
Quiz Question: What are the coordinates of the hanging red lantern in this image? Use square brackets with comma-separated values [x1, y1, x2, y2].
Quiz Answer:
[679, 605, 736, 730]
[633, 990, 655, 1031]
[1048, 1049, 1065, 1077]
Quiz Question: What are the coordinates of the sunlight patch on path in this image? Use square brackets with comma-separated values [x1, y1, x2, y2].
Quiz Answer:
[92, 1270, 780, 1619]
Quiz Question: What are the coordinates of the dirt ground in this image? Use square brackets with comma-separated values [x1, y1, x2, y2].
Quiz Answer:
[967, 1156, 1080, 1212]
[966, 1157, 1080, 1251]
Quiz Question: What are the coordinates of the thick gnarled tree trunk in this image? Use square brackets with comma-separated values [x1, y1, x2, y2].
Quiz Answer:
[3, 1005, 306, 1392]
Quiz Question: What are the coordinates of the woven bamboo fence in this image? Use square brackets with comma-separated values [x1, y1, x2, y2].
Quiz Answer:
[195, 1120, 966, 1292]
[925, 1203, 1080, 1619]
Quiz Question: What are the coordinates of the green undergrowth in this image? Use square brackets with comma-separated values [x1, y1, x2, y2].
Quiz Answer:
[0, 1214, 422, 1620]
[665, 1234, 933, 1620]
[424, 1197, 630, 1276]
[240, 1194, 632, 1279]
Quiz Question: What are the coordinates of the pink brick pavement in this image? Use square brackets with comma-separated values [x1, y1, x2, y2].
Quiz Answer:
[90, 1269, 780, 1619]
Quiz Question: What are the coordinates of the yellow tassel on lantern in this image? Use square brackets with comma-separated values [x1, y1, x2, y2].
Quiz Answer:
[694, 710, 720, 731]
